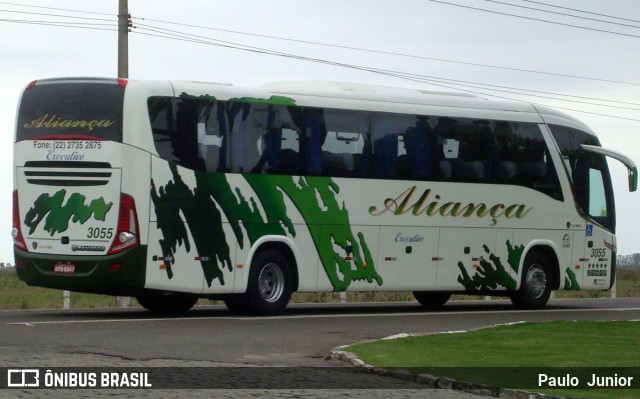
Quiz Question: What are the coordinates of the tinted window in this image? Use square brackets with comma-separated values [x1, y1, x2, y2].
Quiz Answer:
[371, 113, 432, 179]
[149, 96, 294, 174]
[147, 97, 563, 200]
[549, 124, 613, 229]
[17, 82, 124, 142]
[495, 121, 562, 200]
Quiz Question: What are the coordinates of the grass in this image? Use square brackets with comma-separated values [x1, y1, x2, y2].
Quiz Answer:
[0, 271, 119, 310]
[345, 320, 640, 399]
[0, 266, 639, 310]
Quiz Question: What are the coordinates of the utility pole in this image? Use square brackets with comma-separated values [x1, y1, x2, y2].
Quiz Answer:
[117, 0, 131, 308]
[118, 0, 130, 78]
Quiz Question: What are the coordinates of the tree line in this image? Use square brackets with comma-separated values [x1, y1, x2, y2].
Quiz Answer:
[617, 253, 640, 267]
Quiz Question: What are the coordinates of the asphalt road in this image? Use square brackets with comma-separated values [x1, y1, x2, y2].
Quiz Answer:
[1, 298, 639, 398]
[2, 298, 639, 366]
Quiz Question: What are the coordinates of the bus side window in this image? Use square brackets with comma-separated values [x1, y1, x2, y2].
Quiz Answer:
[497, 122, 563, 200]
[228, 103, 263, 173]
[371, 112, 427, 180]
[220, 103, 298, 175]
[320, 109, 367, 178]
[302, 108, 325, 175]
[147, 97, 207, 171]
[279, 128, 301, 174]
[149, 96, 178, 163]
[174, 98, 206, 171]
[198, 100, 227, 173]
[404, 118, 432, 180]
[434, 117, 457, 181]
[476, 121, 496, 182]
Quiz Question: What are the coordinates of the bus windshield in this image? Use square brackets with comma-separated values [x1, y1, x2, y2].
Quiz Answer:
[549, 125, 615, 231]
[16, 79, 124, 142]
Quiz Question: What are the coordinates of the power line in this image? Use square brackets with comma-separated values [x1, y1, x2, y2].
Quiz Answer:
[3, 3, 638, 121]
[131, 22, 640, 119]
[426, 0, 640, 39]
[0, 8, 115, 23]
[0, 18, 117, 31]
[132, 15, 640, 87]
[4, 4, 639, 87]
[484, 0, 640, 29]
[0, 1, 113, 17]
[521, 0, 640, 25]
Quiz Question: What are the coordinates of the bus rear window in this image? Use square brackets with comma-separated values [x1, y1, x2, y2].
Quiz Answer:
[16, 81, 124, 142]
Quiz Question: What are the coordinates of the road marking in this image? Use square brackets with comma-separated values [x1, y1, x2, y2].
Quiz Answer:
[245, 306, 640, 321]
[7, 306, 640, 326]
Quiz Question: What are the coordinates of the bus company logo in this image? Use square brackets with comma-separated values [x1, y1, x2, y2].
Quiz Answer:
[71, 245, 105, 252]
[8, 369, 40, 387]
[31, 242, 53, 250]
[22, 114, 115, 132]
[368, 186, 532, 226]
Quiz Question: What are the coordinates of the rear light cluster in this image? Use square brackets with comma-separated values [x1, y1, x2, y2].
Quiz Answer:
[108, 193, 140, 255]
[12, 190, 27, 251]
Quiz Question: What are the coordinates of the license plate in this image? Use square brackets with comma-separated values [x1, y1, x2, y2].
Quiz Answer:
[53, 263, 76, 274]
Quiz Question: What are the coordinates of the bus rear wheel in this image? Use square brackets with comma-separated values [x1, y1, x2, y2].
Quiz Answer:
[136, 292, 198, 314]
[228, 248, 293, 316]
[413, 291, 451, 310]
[510, 252, 552, 310]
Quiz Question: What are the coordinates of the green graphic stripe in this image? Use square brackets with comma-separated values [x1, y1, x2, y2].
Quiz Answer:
[564, 267, 581, 290]
[151, 168, 381, 290]
[151, 164, 234, 286]
[457, 240, 522, 291]
[246, 175, 382, 291]
[228, 96, 296, 106]
[178, 92, 296, 106]
[25, 189, 113, 235]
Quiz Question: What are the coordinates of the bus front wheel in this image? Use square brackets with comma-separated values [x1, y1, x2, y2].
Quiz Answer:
[510, 252, 552, 310]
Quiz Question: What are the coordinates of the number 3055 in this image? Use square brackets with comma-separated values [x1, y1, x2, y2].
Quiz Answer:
[87, 227, 114, 239]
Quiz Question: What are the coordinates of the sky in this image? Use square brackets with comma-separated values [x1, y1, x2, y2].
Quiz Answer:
[1, 0, 639, 264]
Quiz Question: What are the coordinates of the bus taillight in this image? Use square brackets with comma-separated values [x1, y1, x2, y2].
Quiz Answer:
[108, 193, 139, 255]
[12, 190, 28, 251]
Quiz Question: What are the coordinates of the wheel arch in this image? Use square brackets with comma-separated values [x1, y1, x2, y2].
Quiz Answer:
[521, 241, 561, 291]
[243, 236, 300, 293]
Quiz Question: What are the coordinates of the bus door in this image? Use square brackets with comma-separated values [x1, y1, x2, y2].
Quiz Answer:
[572, 147, 619, 290]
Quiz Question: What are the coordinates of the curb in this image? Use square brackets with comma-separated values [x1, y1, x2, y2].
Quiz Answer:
[328, 347, 574, 399]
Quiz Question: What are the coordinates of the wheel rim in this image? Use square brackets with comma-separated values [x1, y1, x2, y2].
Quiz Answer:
[525, 264, 547, 299]
[258, 263, 285, 303]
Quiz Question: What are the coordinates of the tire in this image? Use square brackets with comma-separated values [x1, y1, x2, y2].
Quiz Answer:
[223, 295, 252, 315]
[413, 291, 451, 310]
[136, 292, 198, 314]
[510, 252, 552, 310]
[245, 248, 293, 316]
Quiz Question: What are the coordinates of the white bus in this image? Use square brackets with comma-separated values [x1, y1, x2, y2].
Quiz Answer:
[12, 78, 637, 315]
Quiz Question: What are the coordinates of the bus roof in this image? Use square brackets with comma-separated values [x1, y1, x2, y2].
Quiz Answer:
[30, 77, 594, 135]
